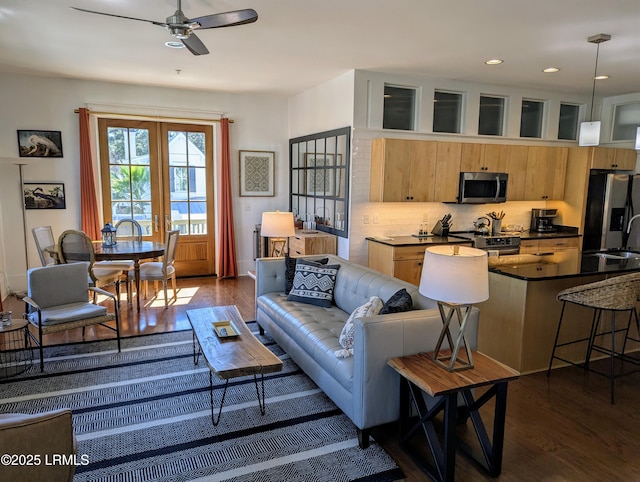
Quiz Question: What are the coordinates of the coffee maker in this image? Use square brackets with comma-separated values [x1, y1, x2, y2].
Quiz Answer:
[530, 208, 558, 233]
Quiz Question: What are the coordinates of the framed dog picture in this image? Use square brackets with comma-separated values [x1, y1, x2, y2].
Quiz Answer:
[17, 130, 64, 158]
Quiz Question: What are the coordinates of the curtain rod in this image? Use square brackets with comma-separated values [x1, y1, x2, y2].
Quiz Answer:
[73, 108, 234, 123]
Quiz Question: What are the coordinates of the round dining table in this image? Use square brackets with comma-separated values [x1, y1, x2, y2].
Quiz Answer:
[94, 241, 166, 311]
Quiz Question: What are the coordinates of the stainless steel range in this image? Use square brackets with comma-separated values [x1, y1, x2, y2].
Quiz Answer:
[453, 232, 521, 255]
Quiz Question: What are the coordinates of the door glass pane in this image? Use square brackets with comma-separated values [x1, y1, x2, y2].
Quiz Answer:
[558, 103, 580, 140]
[383, 85, 416, 130]
[168, 130, 207, 235]
[433, 91, 463, 133]
[106, 126, 152, 228]
[479, 95, 505, 136]
[520, 99, 544, 138]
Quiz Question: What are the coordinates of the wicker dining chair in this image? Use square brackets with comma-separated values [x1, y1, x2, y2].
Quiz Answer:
[547, 272, 640, 403]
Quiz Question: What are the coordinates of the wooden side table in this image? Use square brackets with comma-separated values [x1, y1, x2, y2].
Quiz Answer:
[388, 351, 519, 482]
[0, 319, 33, 378]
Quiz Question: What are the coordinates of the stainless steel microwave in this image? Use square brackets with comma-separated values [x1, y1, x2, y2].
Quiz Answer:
[458, 172, 508, 204]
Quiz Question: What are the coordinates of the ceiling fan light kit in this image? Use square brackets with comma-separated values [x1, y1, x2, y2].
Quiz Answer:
[72, 0, 258, 56]
[578, 33, 611, 147]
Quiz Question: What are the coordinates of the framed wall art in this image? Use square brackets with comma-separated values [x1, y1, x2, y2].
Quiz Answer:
[17, 130, 64, 158]
[239, 150, 275, 197]
[24, 182, 66, 209]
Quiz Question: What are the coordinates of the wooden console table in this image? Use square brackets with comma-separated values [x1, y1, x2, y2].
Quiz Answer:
[388, 351, 519, 481]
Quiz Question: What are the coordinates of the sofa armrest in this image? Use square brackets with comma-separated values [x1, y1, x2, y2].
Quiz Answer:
[350, 307, 479, 429]
[256, 257, 286, 297]
[0, 409, 77, 482]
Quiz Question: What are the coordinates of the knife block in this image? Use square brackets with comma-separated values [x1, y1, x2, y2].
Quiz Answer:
[431, 220, 449, 237]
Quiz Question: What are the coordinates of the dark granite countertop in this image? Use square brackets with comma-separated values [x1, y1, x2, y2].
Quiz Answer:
[518, 226, 580, 240]
[489, 250, 640, 281]
[366, 235, 471, 247]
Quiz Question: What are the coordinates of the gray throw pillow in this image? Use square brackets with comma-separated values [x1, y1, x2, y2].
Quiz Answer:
[379, 288, 413, 314]
[287, 259, 340, 308]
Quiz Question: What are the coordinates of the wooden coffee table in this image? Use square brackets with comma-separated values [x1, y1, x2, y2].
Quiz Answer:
[186, 305, 283, 425]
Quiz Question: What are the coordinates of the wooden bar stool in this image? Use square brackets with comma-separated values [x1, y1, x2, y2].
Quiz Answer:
[547, 272, 640, 404]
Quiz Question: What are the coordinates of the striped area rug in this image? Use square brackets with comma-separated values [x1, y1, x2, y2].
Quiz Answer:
[0, 324, 404, 481]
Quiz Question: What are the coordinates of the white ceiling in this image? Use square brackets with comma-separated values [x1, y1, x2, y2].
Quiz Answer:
[0, 0, 639, 97]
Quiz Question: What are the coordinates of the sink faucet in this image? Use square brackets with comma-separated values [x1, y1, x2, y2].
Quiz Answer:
[627, 214, 640, 233]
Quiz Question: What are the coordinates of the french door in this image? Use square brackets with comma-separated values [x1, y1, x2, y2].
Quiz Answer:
[98, 118, 215, 276]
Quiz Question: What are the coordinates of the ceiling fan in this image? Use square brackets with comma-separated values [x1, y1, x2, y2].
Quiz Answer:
[71, 0, 258, 56]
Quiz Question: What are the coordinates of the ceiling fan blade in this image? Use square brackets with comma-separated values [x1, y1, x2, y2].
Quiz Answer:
[71, 7, 166, 27]
[182, 34, 209, 56]
[191, 9, 258, 29]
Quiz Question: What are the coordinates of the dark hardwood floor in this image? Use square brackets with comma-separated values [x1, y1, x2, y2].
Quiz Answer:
[5, 276, 640, 481]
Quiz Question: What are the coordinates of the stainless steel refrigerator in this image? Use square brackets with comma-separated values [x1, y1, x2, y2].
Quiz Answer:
[582, 171, 640, 252]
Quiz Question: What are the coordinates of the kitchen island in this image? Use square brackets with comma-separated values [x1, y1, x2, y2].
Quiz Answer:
[367, 235, 472, 285]
[479, 249, 640, 374]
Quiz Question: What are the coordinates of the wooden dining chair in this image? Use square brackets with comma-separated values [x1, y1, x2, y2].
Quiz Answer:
[129, 229, 179, 308]
[57, 230, 123, 302]
[115, 218, 143, 241]
[31, 226, 57, 266]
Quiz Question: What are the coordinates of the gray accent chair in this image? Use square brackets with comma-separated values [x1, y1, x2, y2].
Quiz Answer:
[23, 262, 121, 371]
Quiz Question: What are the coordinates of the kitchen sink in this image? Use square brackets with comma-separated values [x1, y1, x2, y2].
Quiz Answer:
[591, 250, 640, 260]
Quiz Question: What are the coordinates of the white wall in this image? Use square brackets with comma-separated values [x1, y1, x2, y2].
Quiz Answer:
[0, 73, 289, 295]
[288, 71, 356, 258]
[288, 71, 355, 139]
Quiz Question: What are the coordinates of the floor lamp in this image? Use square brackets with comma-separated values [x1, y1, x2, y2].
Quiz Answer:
[419, 245, 489, 371]
[260, 211, 295, 257]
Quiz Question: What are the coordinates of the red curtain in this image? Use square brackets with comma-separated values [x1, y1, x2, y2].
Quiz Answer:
[218, 118, 238, 278]
[78, 108, 101, 240]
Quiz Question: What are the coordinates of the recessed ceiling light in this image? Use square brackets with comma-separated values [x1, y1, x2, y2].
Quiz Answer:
[594, 74, 609, 80]
[165, 41, 185, 49]
[543, 67, 560, 73]
[485, 59, 504, 65]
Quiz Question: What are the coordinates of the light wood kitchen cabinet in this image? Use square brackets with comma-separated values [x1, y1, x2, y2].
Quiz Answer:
[504, 145, 529, 201]
[589, 146, 637, 171]
[368, 240, 472, 285]
[519, 237, 580, 254]
[460, 143, 507, 172]
[370, 138, 460, 203]
[370, 138, 438, 202]
[524, 146, 568, 200]
[433, 141, 462, 202]
[289, 230, 337, 256]
[368, 242, 427, 285]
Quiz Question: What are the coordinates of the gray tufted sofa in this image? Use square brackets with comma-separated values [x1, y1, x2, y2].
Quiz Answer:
[255, 254, 479, 448]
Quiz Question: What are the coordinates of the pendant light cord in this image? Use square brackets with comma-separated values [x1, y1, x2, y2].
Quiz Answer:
[589, 42, 601, 122]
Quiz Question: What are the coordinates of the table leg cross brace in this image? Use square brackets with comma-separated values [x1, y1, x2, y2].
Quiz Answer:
[400, 378, 509, 481]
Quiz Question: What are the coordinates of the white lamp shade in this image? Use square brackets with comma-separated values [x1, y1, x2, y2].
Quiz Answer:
[419, 245, 489, 304]
[635, 126, 640, 150]
[579, 121, 601, 147]
[260, 211, 295, 238]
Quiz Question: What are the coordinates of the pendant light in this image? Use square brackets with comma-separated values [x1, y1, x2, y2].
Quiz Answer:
[578, 33, 611, 147]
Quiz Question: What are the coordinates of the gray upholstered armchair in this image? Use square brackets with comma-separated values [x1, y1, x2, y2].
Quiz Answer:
[0, 409, 76, 482]
[23, 262, 121, 371]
